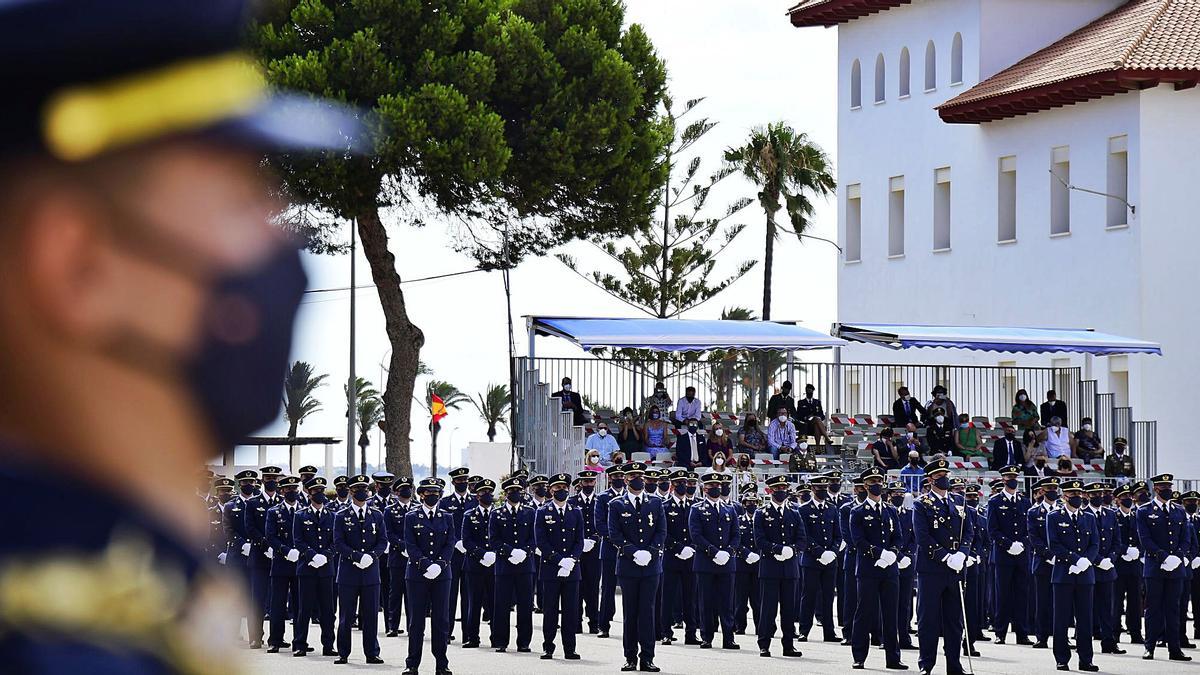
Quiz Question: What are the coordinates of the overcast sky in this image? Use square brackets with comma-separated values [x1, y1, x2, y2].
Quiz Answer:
[245, 1, 841, 470]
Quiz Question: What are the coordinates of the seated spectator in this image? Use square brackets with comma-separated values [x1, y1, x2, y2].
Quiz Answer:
[1041, 416, 1073, 459]
[766, 406, 798, 460]
[737, 414, 767, 455]
[674, 418, 705, 469]
[552, 376, 587, 426]
[891, 386, 926, 428]
[954, 413, 986, 459]
[795, 383, 833, 450]
[641, 381, 673, 420]
[871, 427, 901, 469]
[897, 423, 927, 460]
[584, 450, 604, 473]
[1010, 389, 1039, 431]
[733, 453, 755, 478]
[673, 385, 703, 430]
[925, 407, 955, 456]
[900, 451, 924, 494]
[706, 422, 734, 466]
[610, 451, 627, 467]
[991, 427, 1024, 471]
[642, 405, 670, 461]
[710, 452, 734, 477]
[1025, 446, 1052, 478]
[789, 439, 818, 474]
[1039, 389, 1068, 427]
[767, 382, 797, 425]
[924, 385, 957, 425]
[1073, 417, 1104, 461]
[584, 421, 620, 465]
[616, 407, 642, 458]
[1104, 437, 1135, 479]
[1055, 455, 1077, 478]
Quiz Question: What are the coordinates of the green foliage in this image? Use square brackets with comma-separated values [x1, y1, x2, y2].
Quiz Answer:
[283, 361, 328, 437]
[470, 383, 512, 442]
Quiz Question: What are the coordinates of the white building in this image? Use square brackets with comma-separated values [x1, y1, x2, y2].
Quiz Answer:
[788, 0, 1200, 474]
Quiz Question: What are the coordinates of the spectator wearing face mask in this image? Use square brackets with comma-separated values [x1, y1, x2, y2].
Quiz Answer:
[1025, 447, 1052, 478]
[585, 422, 621, 466]
[552, 377, 588, 426]
[674, 418, 706, 469]
[789, 438, 818, 473]
[871, 427, 901, 469]
[673, 386, 703, 430]
[766, 407, 798, 461]
[925, 407, 955, 456]
[642, 406, 670, 461]
[616, 407, 643, 459]
[706, 422, 734, 467]
[1055, 455, 1077, 477]
[1041, 416, 1074, 459]
[1039, 390, 1068, 428]
[584, 450, 604, 473]
[1010, 389, 1039, 431]
[795, 383, 833, 450]
[1104, 437, 1136, 480]
[954, 413, 986, 459]
[897, 423, 927, 461]
[899, 452, 924, 495]
[991, 427, 1025, 472]
[737, 415, 767, 455]
[924, 385, 957, 426]
[767, 381, 798, 424]
[891, 386, 926, 428]
[1073, 417, 1105, 462]
[732, 454, 756, 485]
[641, 381, 673, 421]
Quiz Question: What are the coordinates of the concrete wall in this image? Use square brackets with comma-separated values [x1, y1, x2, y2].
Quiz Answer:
[462, 442, 515, 484]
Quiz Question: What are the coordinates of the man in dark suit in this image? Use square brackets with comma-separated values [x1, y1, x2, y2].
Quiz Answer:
[991, 429, 1025, 472]
[333, 474, 388, 664]
[552, 376, 588, 426]
[674, 419, 706, 469]
[608, 462, 667, 672]
[534, 473, 585, 660]
[402, 478, 456, 675]
[892, 387, 926, 428]
[1040, 390, 1069, 428]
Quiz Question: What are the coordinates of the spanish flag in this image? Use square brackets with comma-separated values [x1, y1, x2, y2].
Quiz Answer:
[431, 394, 448, 425]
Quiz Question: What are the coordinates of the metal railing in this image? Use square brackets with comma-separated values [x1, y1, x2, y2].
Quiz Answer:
[1132, 420, 1157, 478]
[1078, 379, 1097, 430]
[1094, 392, 1113, 442]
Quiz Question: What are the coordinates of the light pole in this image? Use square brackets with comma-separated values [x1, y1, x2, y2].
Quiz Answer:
[346, 218, 358, 476]
[446, 426, 461, 469]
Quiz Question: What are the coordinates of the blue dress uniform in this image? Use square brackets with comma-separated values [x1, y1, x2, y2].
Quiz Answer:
[367, 471, 397, 635]
[265, 477, 305, 651]
[1136, 474, 1192, 660]
[1046, 481, 1100, 670]
[489, 477, 537, 652]
[1112, 485, 1144, 643]
[607, 465, 668, 671]
[385, 490, 416, 635]
[461, 481, 498, 648]
[1085, 484, 1123, 654]
[1184, 492, 1200, 641]
[912, 461, 973, 675]
[754, 475, 806, 657]
[439, 467, 477, 639]
[848, 468, 903, 668]
[689, 474, 742, 649]
[293, 478, 338, 656]
[1027, 479, 1059, 646]
[660, 472, 699, 644]
[889, 482, 918, 650]
[961, 484, 986, 649]
[403, 478, 456, 673]
[594, 465, 626, 637]
[224, 473, 259, 641]
[534, 473, 585, 659]
[734, 493, 762, 634]
[839, 483, 866, 642]
[986, 469, 1032, 643]
[1176, 490, 1198, 649]
[798, 479, 842, 642]
[567, 471, 602, 633]
[246, 477, 285, 646]
[332, 475, 387, 663]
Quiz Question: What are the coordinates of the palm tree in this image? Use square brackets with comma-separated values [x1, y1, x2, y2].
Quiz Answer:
[425, 380, 470, 476]
[470, 383, 512, 442]
[345, 377, 383, 470]
[725, 122, 835, 410]
[283, 361, 328, 438]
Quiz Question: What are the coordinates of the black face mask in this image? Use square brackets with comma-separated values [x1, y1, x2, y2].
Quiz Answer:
[282, 489, 299, 503]
[673, 483, 688, 496]
[377, 485, 392, 498]
[1044, 491, 1059, 503]
[534, 486, 548, 499]
[309, 492, 327, 504]
[1186, 504, 1198, 515]
[813, 488, 828, 500]
[645, 482, 658, 493]
[706, 486, 722, 498]
[628, 478, 645, 492]
[686, 485, 697, 497]
[352, 489, 369, 502]
[580, 485, 595, 495]
[263, 479, 278, 492]
[720, 485, 731, 497]
[336, 487, 349, 499]
[217, 492, 234, 504]
[746, 420, 757, 428]
[479, 492, 495, 506]
[397, 486, 413, 499]
[506, 490, 523, 504]
[1005, 479, 1018, 490]
[1119, 498, 1133, 509]
[890, 496, 905, 508]
[239, 483, 255, 496]
[423, 493, 440, 507]
[744, 504, 757, 513]
[1157, 487, 1175, 501]
[453, 480, 468, 494]
[1066, 495, 1083, 509]
[1089, 496, 1103, 508]
[771, 490, 788, 503]
[1136, 492, 1151, 505]
[966, 499, 979, 508]
[867, 483, 883, 497]
[552, 489, 569, 502]
[610, 479, 625, 490]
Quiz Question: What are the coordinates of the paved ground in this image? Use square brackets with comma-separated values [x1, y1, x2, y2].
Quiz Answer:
[240, 613, 1200, 674]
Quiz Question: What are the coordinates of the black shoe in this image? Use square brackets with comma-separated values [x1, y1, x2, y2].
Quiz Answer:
[541, 652, 553, 660]
[589, 626, 599, 634]
[461, 641, 479, 649]
[783, 648, 803, 657]
[660, 638, 674, 646]
[1055, 665, 1068, 671]
[1170, 652, 1194, 661]
[759, 649, 771, 657]
[1101, 643, 1126, 654]
[436, 670, 453, 675]
[796, 634, 808, 642]
[366, 656, 384, 664]
[598, 631, 610, 639]
[622, 663, 638, 672]
[565, 653, 581, 660]
[1183, 641, 1198, 649]
[401, 669, 417, 675]
[267, 646, 280, 653]
[517, 646, 532, 653]
[899, 643, 916, 650]
[334, 657, 348, 664]
[292, 650, 306, 657]
[841, 638, 852, 646]
[699, 641, 712, 649]
[684, 637, 703, 646]
[1016, 636, 1034, 646]
[872, 639, 883, 647]
[1130, 635, 1144, 645]
[639, 661, 660, 673]
[323, 648, 338, 656]
[722, 641, 740, 650]
[824, 636, 841, 643]
[1079, 665, 1099, 672]
[853, 663, 865, 670]
[494, 647, 507, 653]
[885, 663, 909, 671]
[1143, 650, 1154, 660]
[249, 641, 263, 649]
[1033, 640, 1049, 649]
[386, 630, 399, 638]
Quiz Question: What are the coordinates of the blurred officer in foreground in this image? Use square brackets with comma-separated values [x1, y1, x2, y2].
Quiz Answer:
[403, 478, 455, 675]
[912, 460, 972, 675]
[0, 0, 359, 670]
[1138, 473, 1192, 661]
[535, 473, 584, 660]
[1046, 479, 1099, 672]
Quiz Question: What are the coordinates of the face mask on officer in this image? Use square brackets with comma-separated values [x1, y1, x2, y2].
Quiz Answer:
[966, 497, 979, 507]
[1158, 487, 1174, 501]
[628, 477, 645, 492]
[217, 491, 234, 504]
[1136, 491, 1150, 505]
[673, 482, 688, 496]
[505, 489, 523, 504]
[309, 491, 327, 504]
[553, 488, 569, 502]
[239, 482, 255, 497]
[1067, 495, 1083, 509]
[282, 488, 299, 503]
[1087, 495, 1102, 508]
[377, 484, 392, 498]
[422, 492, 440, 507]
[645, 480, 658, 493]
[534, 485, 548, 499]
[867, 483, 883, 497]
[580, 484, 595, 495]
[452, 479, 467, 494]
[1005, 478, 1018, 490]
[706, 485, 722, 498]
[611, 478, 625, 490]
[1186, 502, 1198, 515]
[479, 492, 495, 506]
[1044, 491, 1059, 503]
[686, 485, 697, 497]
[351, 488, 369, 502]
[890, 495, 905, 508]
[336, 486, 349, 499]
[395, 485, 412, 499]
[263, 478, 278, 492]
[720, 485, 731, 498]
[933, 475, 950, 491]
[766, 489, 783, 503]
[814, 487, 828, 501]
[1119, 497, 1133, 509]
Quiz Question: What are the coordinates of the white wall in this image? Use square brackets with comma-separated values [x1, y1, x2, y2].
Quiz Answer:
[978, 0, 1125, 80]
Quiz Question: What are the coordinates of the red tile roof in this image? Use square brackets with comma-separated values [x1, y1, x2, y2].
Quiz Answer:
[939, 0, 1200, 124]
[787, 0, 912, 28]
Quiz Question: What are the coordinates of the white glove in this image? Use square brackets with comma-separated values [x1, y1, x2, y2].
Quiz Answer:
[1074, 556, 1091, 572]
[1007, 541, 1025, 555]
[583, 538, 596, 553]
[878, 549, 898, 566]
[310, 553, 328, 568]
[875, 557, 892, 569]
[745, 552, 761, 564]
[556, 566, 571, 577]
[481, 551, 497, 567]
[1098, 558, 1114, 571]
[1161, 555, 1182, 571]
[676, 546, 695, 561]
[945, 551, 966, 572]
[633, 549, 652, 566]
[818, 550, 837, 566]
[1123, 546, 1140, 561]
[1068, 563, 1081, 575]
[839, 541, 847, 552]
[265, 547, 274, 560]
[774, 545, 794, 562]
[1048, 556, 1057, 566]
[508, 548, 528, 565]
[898, 555, 912, 570]
[423, 563, 442, 579]
[455, 540, 466, 554]
[713, 550, 731, 566]
[558, 557, 576, 571]
[965, 555, 977, 568]
[358, 553, 373, 568]
[217, 552, 227, 565]
[1192, 557, 1200, 570]
[286, 548, 300, 563]
[240, 542, 251, 557]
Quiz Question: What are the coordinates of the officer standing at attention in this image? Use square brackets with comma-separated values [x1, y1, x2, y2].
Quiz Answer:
[461, 479, 499, 649]
[888, 481, 917, 651]
[986, 465, 1033, 645]
[490, 476, 537, 653]
[265, 475, 304, 652]
[690, 471, 742, 650]
[848, 468, 906, 670]
[1137, 473, 1192, 661]
[595, 464, 627, 638]
[385, 476, 416, 637]
[226, 470, 261, 645]
[332, 476, 354, 512]
[1182, 491, 1200, 642]
[734, 489, 762, 636]
[958, 481, 984, 657]
[333, 474, 387, 665]
[1112, 483, 1144, 645]
[912, 460, 972, 675]
[660, 467, 698, 645]
[293, 477, 338, 658]
[1085, 482, 1123, 654]
[568, 470, 602, 634]
[210, 477, 236, 564]
[247, 466, 285, 646]
[440, 466, 476, 640]
[401, 477, 455, 675]
[368, 471, 396, 630]
[754, 474, 805, 659]
[1045, 479, 1100, 672]
[608, 461, 667, 672]
[1028, 477, 1059, 649]
[840, 475, 868, 645]
[535, 473, 584, 660]
[798, 474, 841, 643]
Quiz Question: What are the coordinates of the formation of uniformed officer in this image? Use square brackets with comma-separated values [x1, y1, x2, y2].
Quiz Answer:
[1028, 476, 1059, 649]
[798, 474, 842, 643]
[848, 468, 905, 669]
[293, 477, 338, 657]
[690, 472, 741, 650]
[535, 473, 585, 660]
[595, 464, 627, 639]
[402, 477, 456, 675]
[568, 470, 602, 634]
[461, 478, 498, 648]
[385, 476, 417, 637]
[754, 474, 805, 658]
[734, 489, 762, 635]
[1137, 473, 1194, 662]
[607, 461, 666, 672]
[987, 465, 1033, 645]
[265, 475, 305, 652]
[441, 466, 477, 639]
[913, 459, 973, 675]
[1047, 479, 1101, 671]
[333, 474, 387, 664]
[660, 467, 699, 645]
[490, 475, 537, 652]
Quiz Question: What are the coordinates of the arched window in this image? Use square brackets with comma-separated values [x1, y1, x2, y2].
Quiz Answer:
[874, 54, 886, 103]
[924, 41, 937, 91]
[850, 59, 862, 108]
[951, 33, 963, 84]
[899, 47, 911, 97]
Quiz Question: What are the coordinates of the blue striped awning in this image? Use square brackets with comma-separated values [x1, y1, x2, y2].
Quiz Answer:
[531, 317, 846, 353]
[833, 323, 1161, 356]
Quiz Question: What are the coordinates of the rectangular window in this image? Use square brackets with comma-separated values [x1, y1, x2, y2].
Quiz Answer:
[1107, 135, 1128, 228]
[1050, 146, 1070, 235]
[933, 167, 951, 251]
[889, 176, 905, 257]
[845, 184, 862, 262]
[997, 155, 1017, 242]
